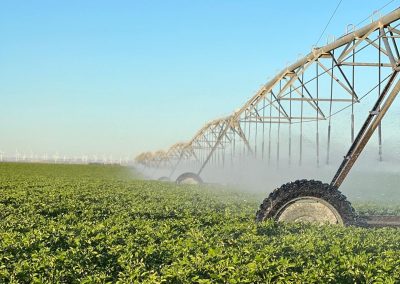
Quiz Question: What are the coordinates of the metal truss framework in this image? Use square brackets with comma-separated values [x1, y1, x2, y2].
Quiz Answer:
[136, 8, 400, 187]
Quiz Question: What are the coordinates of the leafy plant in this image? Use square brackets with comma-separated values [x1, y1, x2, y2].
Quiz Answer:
[0, 163, 399, 283]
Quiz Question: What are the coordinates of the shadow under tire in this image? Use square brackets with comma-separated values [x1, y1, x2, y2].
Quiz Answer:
[158, 176, 170, 182]
[176, 172, 203, 185]
[255, 179, 358, 226]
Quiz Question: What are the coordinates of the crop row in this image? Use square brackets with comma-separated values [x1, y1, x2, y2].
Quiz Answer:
[0, 163, 399, 283]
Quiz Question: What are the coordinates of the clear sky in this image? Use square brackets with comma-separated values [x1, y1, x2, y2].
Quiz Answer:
[1, 0, 398, 158]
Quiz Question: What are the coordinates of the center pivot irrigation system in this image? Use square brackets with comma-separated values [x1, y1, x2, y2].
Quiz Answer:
[136, 8, 400, 226]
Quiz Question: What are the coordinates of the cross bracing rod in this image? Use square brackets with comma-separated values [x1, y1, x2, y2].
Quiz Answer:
[329, 53, 359, 101]
[251, 95, 290, 121]
[241, 116, 326, 122]
[316, 61, 357, 97]
[191, 146, 225, 149]
[278, 98, 353, 102]
[339, 62, 392, 67]
[365, 37, 389, 56]
[296, 76, 326, 118]
[193, 140, 228, 145]
[337, 26, 377, 63]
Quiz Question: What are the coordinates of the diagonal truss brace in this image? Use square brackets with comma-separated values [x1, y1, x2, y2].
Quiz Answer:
[331, 71, 400, 188]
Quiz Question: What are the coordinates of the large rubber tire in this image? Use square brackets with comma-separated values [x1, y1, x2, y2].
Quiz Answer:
[176, 172, 203, 185]
[256, 180, 358, 226]
[158, 176, 170, 182]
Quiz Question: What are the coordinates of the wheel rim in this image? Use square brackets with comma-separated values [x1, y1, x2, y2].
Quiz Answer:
[276, 196, 343, 225]
[179, 177, 199, 185]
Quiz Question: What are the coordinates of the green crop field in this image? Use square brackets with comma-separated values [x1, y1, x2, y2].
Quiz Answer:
[1, 163, 400, 283]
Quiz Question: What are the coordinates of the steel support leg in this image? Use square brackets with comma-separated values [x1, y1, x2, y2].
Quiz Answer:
[331, 72, 400, 188]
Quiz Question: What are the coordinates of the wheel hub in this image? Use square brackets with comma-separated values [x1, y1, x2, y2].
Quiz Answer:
[276, 197, 343, 225]
[180, 178, 199, 185]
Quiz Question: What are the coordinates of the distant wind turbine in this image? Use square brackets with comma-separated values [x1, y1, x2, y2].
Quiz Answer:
[53, 152, 59, 163]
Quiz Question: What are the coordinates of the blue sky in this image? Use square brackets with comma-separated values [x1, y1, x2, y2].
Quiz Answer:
[1, 0, 398, 158]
